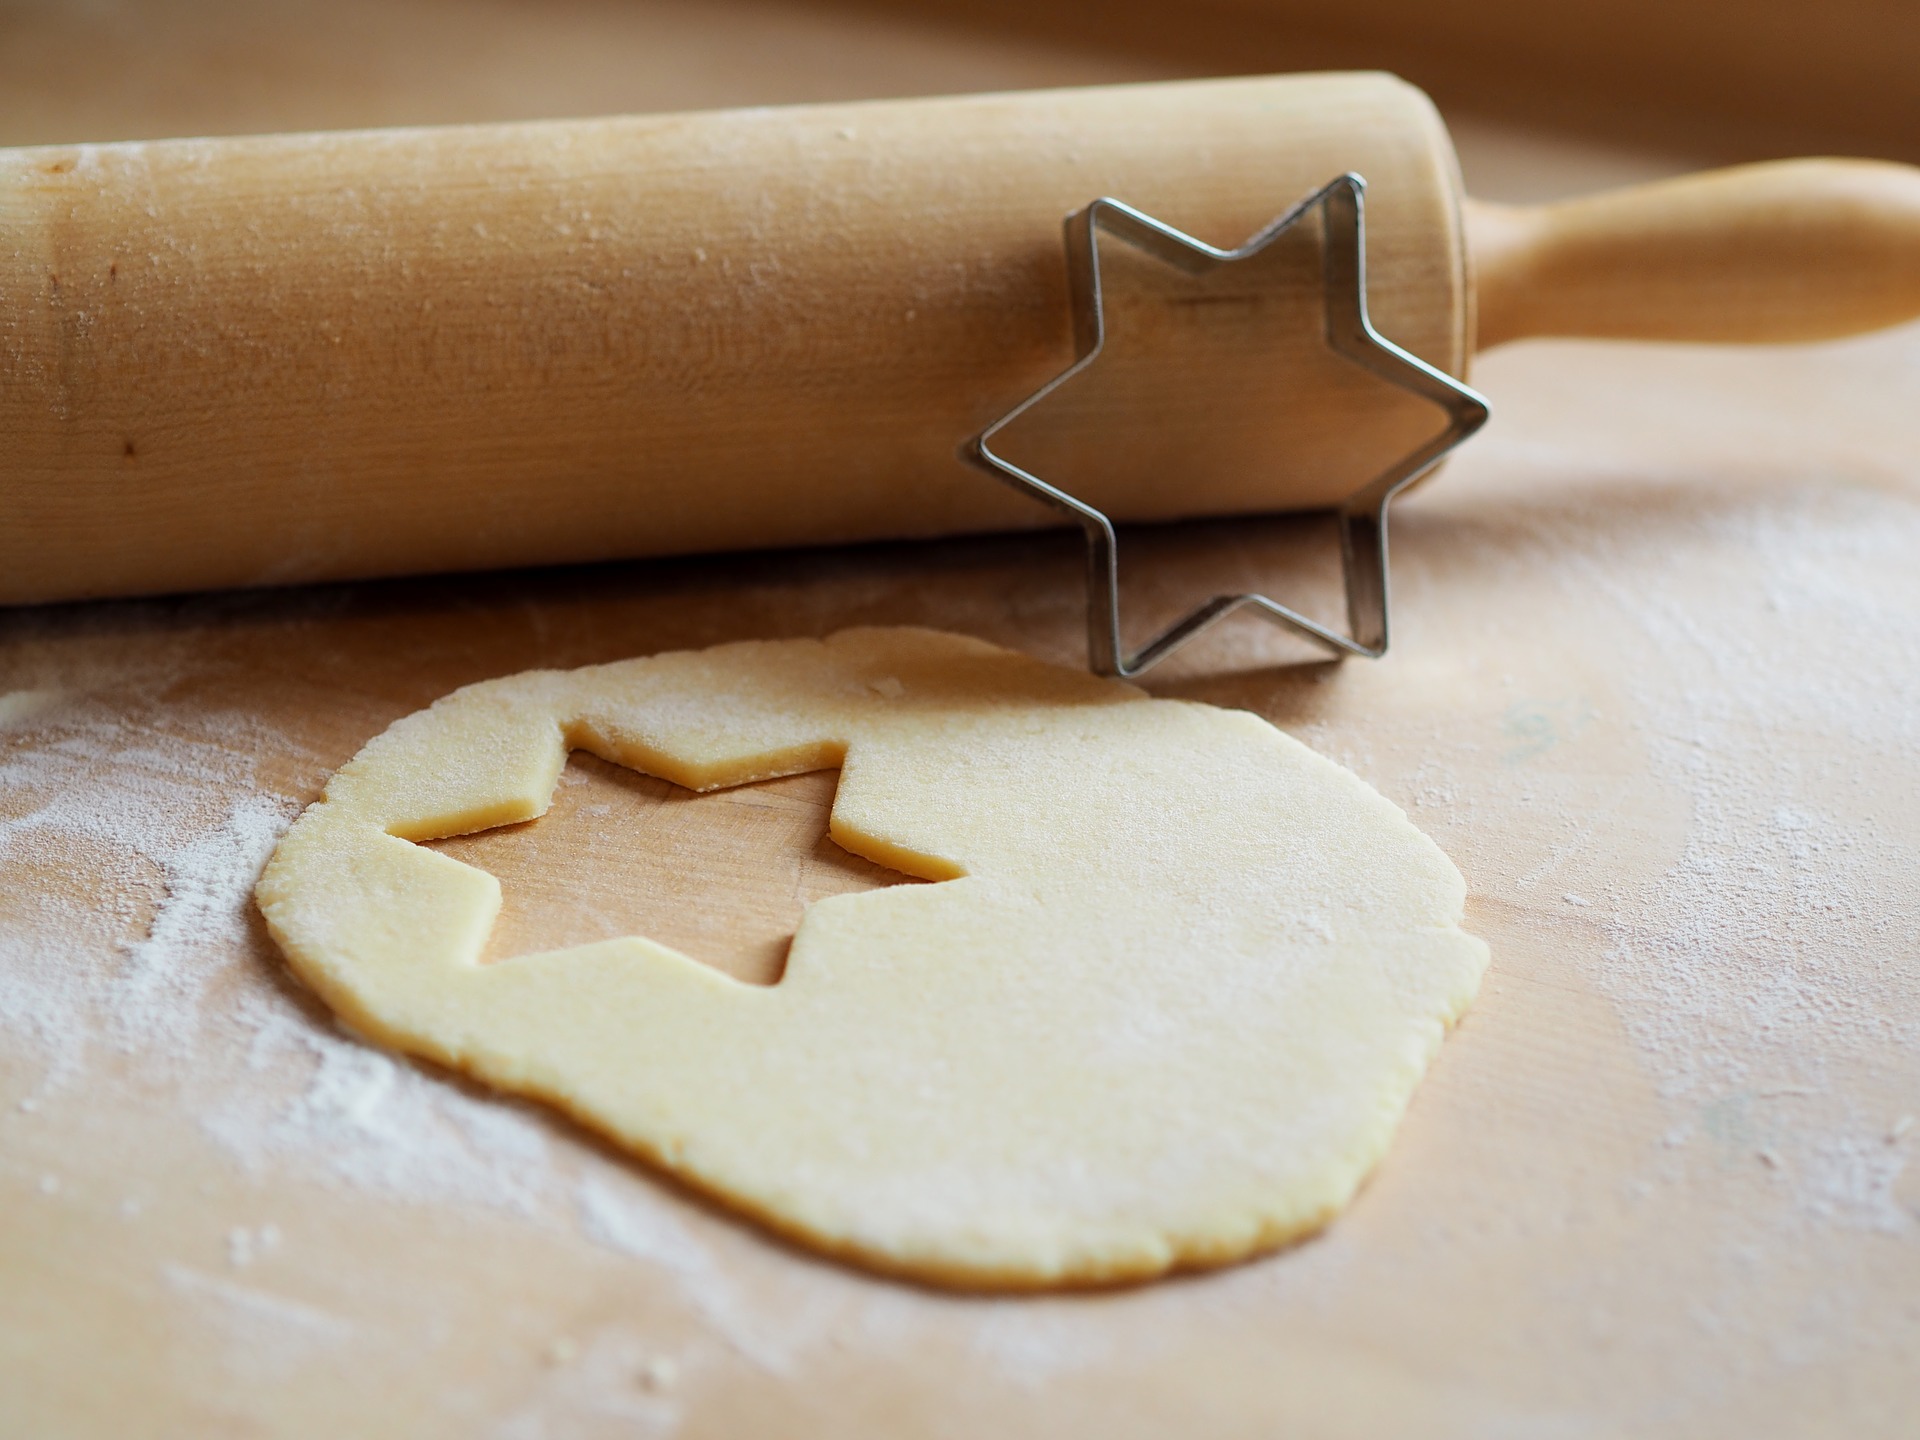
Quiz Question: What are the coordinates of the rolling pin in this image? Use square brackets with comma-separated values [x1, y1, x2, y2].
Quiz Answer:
[4, 71, 1918, 606]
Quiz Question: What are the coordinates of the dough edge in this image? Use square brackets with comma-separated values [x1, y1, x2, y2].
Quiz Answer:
[256, 627, 1488, 1290]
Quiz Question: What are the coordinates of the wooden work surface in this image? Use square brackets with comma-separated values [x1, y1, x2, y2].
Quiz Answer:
[3, 4, 1918, 1435]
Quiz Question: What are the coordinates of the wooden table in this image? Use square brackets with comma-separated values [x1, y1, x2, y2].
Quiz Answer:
[4, 4, 1917, 1435]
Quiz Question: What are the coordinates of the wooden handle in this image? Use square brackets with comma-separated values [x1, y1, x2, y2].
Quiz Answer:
[1468, 159, 1920, 349]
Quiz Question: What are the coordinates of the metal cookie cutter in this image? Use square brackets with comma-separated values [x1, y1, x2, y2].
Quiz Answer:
[965, 173, 1490, 680]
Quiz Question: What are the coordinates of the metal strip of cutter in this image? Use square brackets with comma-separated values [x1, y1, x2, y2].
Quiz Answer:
[965, 173, 1490, 680]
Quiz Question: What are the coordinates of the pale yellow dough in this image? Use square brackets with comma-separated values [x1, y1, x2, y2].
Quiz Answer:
[256, 628, 1487, 1287]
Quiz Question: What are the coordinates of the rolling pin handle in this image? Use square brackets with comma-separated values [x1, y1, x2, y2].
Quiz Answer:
[1468, 158, 1920, 349]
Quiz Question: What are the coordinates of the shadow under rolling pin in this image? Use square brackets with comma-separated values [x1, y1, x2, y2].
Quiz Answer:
[2, 71, 1918, 608]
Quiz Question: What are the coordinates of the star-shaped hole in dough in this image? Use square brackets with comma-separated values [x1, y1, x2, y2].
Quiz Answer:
[428, 756, 922, 984]
[968, 174, 1488, 677]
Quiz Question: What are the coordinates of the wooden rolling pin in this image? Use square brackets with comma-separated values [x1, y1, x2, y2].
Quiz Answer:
[4, 71, 1918, 605]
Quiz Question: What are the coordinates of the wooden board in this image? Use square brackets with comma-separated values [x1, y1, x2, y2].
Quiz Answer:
[3, 4, 1918, 1436]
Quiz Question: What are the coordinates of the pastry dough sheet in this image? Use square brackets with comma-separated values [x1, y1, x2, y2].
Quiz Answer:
[256, 628, 1487, 1287]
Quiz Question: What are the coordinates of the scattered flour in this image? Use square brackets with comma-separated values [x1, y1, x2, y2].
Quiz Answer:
[113, 794, 288, 1054]
[163, 1262, 356, 1383]
[2, 453, 1916, 1430]
[1569, 486, 1920, 1236]
[0, 681, 779, 1359]
[576, 1174, 804, 1375]
[0, 667, 1015, 1419]
[0, 688, 64, 729]
[227, 1223, 282, 1268]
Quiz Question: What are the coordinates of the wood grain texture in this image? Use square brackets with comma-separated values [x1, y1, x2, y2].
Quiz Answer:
[430, 761, 912, 985]
[11, 72, 1919, 608]
[5, 0, 1913, 167]
[10, 48, 1920, 612]
[9, 309, 1920, 1434]
[0, 73, 1466, 604]
[1205, 0, 1920, 163]
[839, 0, 1920, 166]
[1470, 160, 1920, 348]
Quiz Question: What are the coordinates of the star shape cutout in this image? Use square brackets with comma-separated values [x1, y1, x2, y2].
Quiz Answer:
[965, 173, 1489, 678]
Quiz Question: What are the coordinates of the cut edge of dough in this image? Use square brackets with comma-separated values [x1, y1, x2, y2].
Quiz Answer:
[254, 627, 1488, 1291]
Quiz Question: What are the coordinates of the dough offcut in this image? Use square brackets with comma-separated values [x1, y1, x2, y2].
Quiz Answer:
[256, 629, 1488, 1287]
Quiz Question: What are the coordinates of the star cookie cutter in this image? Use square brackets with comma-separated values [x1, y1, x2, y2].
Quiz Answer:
[965, 173, 1490, 679]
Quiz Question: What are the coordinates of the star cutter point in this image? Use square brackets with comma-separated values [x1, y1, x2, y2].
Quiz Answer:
[965, 173, 1490, 679]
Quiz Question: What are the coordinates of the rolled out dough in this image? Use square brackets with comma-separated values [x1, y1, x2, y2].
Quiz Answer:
[255, 628, 1487, 1287]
